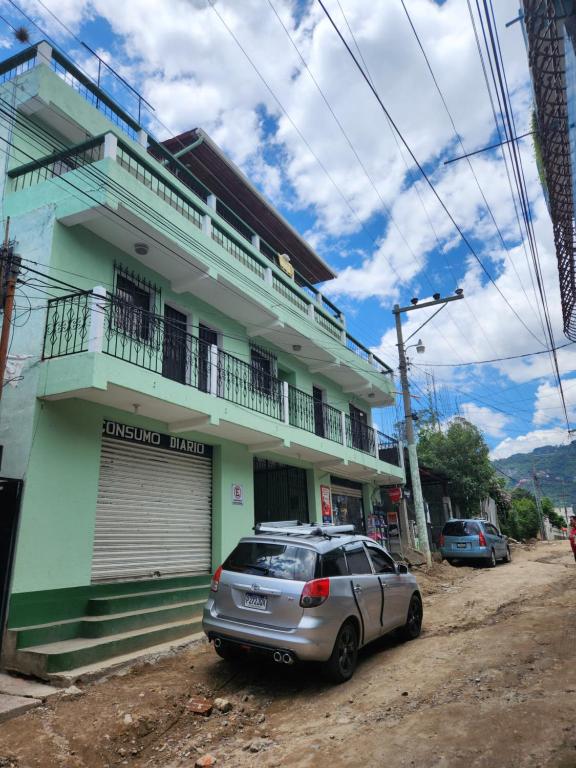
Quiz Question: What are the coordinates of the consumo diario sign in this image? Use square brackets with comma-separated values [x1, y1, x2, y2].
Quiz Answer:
[102, 420, 214, 458]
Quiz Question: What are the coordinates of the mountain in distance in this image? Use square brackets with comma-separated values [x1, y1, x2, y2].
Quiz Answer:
[492, 440, 576, 511]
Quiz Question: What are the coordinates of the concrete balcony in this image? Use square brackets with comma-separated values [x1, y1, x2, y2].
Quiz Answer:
[38, 291, 404, 485]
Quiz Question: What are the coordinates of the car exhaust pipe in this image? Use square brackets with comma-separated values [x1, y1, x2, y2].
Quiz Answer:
[273, 651, 282, 663]
[214, 637, 222, 649]
[282, 652, 293, 665]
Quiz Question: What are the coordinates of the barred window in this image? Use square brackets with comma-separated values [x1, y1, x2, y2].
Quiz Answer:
[250, 344, 277, 396]
[112, 265, 160, 343]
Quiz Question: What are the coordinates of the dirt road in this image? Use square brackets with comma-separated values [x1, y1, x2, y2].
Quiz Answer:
[1, 541, 575, 768]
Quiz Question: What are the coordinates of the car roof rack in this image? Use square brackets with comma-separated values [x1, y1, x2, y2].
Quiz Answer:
[253, 521, 356, 538]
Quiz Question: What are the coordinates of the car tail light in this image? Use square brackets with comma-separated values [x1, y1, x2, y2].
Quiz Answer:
[210, 565, 223, 592]
[478, 530, 487, 547]
[439, 534, 445, 547]
[300, 578, 330, 608]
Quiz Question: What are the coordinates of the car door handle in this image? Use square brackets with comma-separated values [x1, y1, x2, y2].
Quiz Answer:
[353, 584, 362, 593]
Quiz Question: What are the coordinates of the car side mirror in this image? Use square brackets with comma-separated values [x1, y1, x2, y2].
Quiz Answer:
[396, 563, 409, 575]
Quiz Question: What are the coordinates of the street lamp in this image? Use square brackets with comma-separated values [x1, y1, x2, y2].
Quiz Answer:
[393, 290, 464, 567]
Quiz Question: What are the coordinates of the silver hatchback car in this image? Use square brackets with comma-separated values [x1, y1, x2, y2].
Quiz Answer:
[203, 521, 423, 683]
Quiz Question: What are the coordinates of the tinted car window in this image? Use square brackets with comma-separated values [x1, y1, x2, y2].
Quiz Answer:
[365, 543, 396, 574]
[321, 547, 348, 577]
[343, 542, 372, 575]
[486, 524, 500, 536]
[224, 542, 318, 581]
[442, 521, 480, 537]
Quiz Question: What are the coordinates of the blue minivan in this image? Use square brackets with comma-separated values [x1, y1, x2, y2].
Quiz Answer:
[439, 519, 511, 567]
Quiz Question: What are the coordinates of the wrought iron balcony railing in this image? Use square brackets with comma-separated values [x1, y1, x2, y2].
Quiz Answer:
[42, 292, 401, 468]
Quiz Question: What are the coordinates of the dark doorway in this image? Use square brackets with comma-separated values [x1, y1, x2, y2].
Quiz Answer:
[254, 459, 309, 524]
[313, 386, 325, 438]
[198, 324, 218, 393]
[0, 478, 22, 656]
[349, 403, 372, 453]
[331, 477, 365, 533]
[162, 306, 188, 384]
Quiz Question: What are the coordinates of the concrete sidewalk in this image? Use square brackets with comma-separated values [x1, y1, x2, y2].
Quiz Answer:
[0, 673, 59, 723]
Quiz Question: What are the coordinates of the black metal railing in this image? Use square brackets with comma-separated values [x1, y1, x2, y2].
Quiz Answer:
[43, 290, 92, 358]
[218, 349, 284, 420]
[345, 414, 376, 456]
[51, 49, 140, 140]
[103, 295, 210, 391]
[288, 386, 343, 443]
[9, 136, 105, 191]
[41, 293, 400, 466]
[377, 430, 401, 466]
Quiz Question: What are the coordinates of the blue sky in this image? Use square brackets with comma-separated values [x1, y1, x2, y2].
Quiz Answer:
[1, 0, 574, 458]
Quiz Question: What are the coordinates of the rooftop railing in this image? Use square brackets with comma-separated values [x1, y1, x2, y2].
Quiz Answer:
[1, 42, 393, 375]
[42, 292, 401, 469]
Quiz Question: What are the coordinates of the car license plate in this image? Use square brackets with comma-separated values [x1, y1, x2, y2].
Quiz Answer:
[457, 543, 467, 549]
[244, 592, 267, 611]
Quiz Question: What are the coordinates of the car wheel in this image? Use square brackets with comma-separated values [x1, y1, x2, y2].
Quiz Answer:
[322, 621, 358, 684]
[398, 593, 423, 641]
[487, 549, 497, 568]
[214, 642, 240, 662]
[504, 546, 512, 563]
[446, 558, 455, 566]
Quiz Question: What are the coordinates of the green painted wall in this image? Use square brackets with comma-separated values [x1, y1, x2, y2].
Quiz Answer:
[12, 398, 288, 594]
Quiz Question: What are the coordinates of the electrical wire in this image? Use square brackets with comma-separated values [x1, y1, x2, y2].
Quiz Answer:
[264, 0, 485, 370]
[423, 342, 574, 367]
[398, 0, 547, 345]
[316, 0, 548, 347]
[473, 0, 571, 430]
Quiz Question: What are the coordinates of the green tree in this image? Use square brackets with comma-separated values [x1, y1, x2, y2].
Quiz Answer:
[541, 496, 566, 529]
[513, 497, 541, 540]
[417, 417, 495, 517]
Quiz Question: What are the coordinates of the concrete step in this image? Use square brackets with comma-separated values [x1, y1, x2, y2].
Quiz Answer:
[87, 585, 210, 615]
[9, 618, 204, 678]
[12, 599, 206, 648]
[46, 632, 206, 687]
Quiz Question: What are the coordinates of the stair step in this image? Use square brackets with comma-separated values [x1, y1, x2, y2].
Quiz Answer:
[11, 619, 83, 650]
[12, 599, 207, 648]
[13, 619, 204, 675]
[46, 632, 206, 687]
[81, 599, 206, 638]
[87, 585, 210, 615]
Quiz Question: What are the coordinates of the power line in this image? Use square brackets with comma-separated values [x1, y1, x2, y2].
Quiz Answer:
[327, 0, 497, 363]
[474, 0, 571, 431]
[316, 0, 548, 348]
[264, 0, 491, 373]
[398, 0, 547, 345]
[422, 341, 574, 367]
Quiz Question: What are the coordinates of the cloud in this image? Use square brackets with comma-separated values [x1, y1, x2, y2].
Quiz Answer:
[460, 402, 510, 438]
[490, 428, 571, 460]
[533, 377, 576, 426]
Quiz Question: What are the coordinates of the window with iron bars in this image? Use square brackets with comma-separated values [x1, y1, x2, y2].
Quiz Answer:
[112, 264, 161, 344]
[250, 343, 278, 396]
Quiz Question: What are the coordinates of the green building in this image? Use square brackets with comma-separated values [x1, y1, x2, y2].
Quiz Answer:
[0, 41, 403, 679]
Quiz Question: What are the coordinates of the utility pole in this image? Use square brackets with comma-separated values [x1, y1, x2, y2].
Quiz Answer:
[532, 464, 547, 541]
[393, 290, 464, 567]
[0, 218, 20, 402]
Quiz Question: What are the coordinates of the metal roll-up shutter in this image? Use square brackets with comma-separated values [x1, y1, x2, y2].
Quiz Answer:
[92, 437, 212, 581]
[331, 484, 363, 499]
